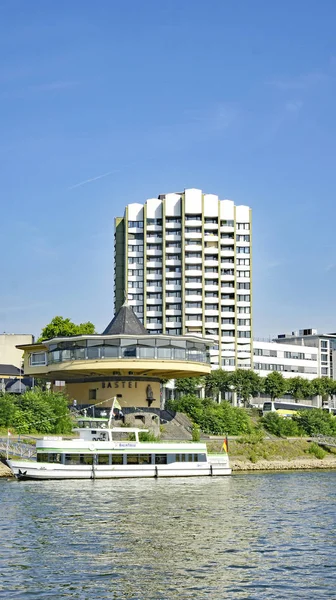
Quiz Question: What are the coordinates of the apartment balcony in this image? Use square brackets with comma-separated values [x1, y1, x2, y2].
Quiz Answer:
[146, 309, 163, 317]
[146, 273, 162, 281]
[166, 246, 181, 254]
[221, 323, 235, 330]
[185, 293, 202, 301]
[185, 231, 202, 240]
[185, 257, 202, 265]
[204, 260, 218, 268]
[147, 260, 162, 268]
[185, 282, 202, 289]
[220, 225, 235, 233]
[146, 284, 162, 293]
[165, 258, 181, 267]
[165, 295, 182, 303]
[220, 249, 235, 257]
[185, 319, 203, 327]
[204, 245, 218, 253]
[204, 223, 218, 231]
[184, 219, 202, 227]
[185, 308, 203, 315]
[165, 283, 182, 291]
[165, 222, 181, 229]
[128, 226, 144, 234]
[128, 250, 144, 258]
[204, 284, 219, 291]
[166, 321, 182, 329]
[165, 233, 181, 242]
[185, 268, 202, 276]
[147, 298, 162, 305]
[146, 224, 162, 232]
[166, 309, 182, 316]
[147, 248, 162, 257]
[165, 272, 181, 279]
[221, 286, 235, 295]
[185, 243, 202, 252]
[146, 236, 162, 244]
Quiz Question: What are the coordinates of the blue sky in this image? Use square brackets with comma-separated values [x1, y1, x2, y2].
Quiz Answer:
[1, 0, 336, 338]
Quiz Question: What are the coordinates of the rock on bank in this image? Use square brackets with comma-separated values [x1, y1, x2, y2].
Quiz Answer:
[231, 456, 336, 471]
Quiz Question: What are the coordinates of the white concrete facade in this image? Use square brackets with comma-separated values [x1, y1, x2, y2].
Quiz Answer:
[253, 340, 318, 380]
[0, 334, 34, 369]
[115, 188, 252, 370]
[274, 329, 336, 379]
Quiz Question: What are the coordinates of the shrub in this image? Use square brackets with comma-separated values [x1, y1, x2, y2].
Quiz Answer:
[307, 442, 327, 460]
[262, 413, 302, 437]
[192, 425, 201, 442]
[167, 395, 253, 435]
[293, 409, 336, 437]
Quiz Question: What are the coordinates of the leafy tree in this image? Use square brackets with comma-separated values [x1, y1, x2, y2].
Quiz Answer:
[39, 316, 95, 341]
[205, 369, 232, 398]
[285, 377, 312, 401]
[175, 377, 203, 396]
[167, 394, 253, 435]
[229, 369, 263, 405]
[293, 409, 336, 436]
[262, 412, 302, 437]
[264, 371, 286, 400]
[0, 388, 73, 434]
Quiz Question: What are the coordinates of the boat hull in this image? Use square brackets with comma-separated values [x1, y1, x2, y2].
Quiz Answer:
[7, 460, 231, 480]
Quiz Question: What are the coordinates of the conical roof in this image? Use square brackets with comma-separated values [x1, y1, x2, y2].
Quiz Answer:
[102, 302, 147, 336]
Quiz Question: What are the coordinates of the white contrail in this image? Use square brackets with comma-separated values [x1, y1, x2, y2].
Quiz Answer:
[67, 170, 118, 190]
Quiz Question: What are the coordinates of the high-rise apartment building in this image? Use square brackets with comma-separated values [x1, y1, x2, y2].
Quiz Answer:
[114, 188, 252, 370]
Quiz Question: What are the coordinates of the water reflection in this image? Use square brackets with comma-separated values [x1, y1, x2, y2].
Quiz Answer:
[0, 472, 335, 599]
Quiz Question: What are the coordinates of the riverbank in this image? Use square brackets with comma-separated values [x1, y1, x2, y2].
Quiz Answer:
[0, 462, 12, 478]
[208, 437, 336, 471]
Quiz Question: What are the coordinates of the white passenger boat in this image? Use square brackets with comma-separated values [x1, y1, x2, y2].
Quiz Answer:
[7, 416, 231, 480]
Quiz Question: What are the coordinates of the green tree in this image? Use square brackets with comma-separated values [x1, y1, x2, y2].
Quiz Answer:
[262, 412, 302, 437]
[285, 377, 312, 401]
[0, 388, 73, 434]
[39, 316, 95, 341]
[175, 377, 203, 396]
[264, 371, 286, 400]
[229, 369, 264, 405]
[205, 369, 231, 398]
[293, 409, 336, 436]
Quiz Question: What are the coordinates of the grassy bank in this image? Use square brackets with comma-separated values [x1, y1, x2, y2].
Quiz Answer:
[207, 437, 336, 471]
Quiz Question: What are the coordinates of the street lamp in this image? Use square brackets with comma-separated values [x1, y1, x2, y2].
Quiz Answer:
[229, 384, 237, 407]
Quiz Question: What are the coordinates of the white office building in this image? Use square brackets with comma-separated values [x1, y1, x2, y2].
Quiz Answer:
[114, 188, 252, 370]
[253, 339, 318, 380]
[274, 328, 336, 379]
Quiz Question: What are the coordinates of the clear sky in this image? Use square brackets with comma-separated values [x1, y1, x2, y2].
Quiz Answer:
[1, 0, 336, 339]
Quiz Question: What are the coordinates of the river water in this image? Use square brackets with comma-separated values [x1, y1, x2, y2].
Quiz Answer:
[0, 472, 335, 599]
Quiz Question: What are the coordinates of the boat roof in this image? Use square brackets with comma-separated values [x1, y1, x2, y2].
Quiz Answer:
[74, 426, 149, 433]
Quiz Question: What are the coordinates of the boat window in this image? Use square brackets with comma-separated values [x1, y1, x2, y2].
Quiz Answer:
[155, 454, 167, 465]
[97, 454, 110, 465]
[64, 454, 80, 465]
[175, 454, 180, 462]
[127, 454, 139, 464]
[188, 454, 193, 462]
[111, 454, 123, 464]
[198, 454, 206, 462]
[79, 454, 93, 465]
[49, 453, 61, 463]
[180, 454, 186, 462]
[139, 454, 151, 464]
[37, 453, 49, 462]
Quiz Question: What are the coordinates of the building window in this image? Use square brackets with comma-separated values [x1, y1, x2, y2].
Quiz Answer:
[29, 352, 47, 366]
[238, 331, 251, 338]
[147, 218, 162, 225]
[237, 223, 250, 230]
[128, 221, 143, 228]
[237, 247, 250, 254]
[236, 235, 250, 242]
[220, 220, 234, 227]
[237, 258, 250, 266]
[238, 283, 250, 290]
[237, 295, 250, 302]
